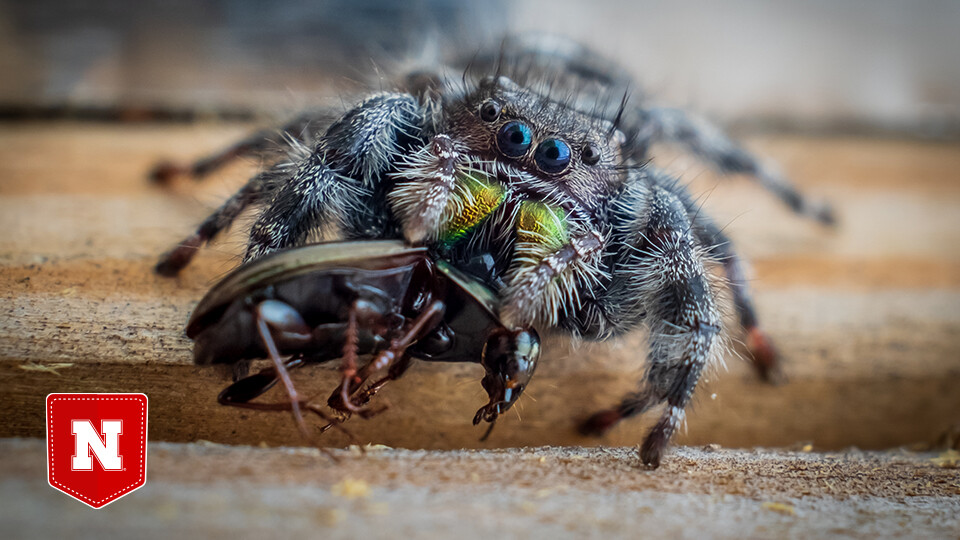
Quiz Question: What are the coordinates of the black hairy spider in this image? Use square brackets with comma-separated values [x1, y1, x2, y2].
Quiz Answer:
[154, 37, 832, 468]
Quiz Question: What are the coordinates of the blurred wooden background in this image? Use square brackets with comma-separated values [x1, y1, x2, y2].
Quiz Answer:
[1, 0, 958, 135]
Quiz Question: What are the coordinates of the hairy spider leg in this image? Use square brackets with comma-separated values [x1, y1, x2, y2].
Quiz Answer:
[580, 183, 722, 468]
[647, 167, 782, 381]
[155, 165, 291, 275]
[388, 134, 463, 243]
[154, 93, 426, 275]
[696, 217, 780, 381]
[149, 111, 326, 184]
[633, 107, 835, 225]
[388, 135, 509, 252]
[245, 93, 425, 260]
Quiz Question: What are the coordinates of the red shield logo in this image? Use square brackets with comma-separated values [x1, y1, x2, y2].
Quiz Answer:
[46, 393, 148, 508]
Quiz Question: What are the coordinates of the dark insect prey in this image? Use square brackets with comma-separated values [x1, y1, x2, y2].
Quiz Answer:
[187, 240, 540, 439]
[156, 37, 832, 467]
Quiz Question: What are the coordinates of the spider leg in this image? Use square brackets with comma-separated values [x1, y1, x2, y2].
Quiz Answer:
[635, 107, 834, 225]
[648, 168, 782, 381]
[580, 184, 722, 468]
[155, 164, 291, 275]
[149, 111, 327, 184]
[245, 93, 424, 260]
[695, 217, 781, 382]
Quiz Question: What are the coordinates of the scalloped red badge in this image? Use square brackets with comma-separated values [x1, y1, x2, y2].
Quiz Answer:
[46, 393, 148, 508]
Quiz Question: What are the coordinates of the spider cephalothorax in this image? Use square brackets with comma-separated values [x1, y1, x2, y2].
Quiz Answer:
[388, 74, 628, 328]
[154, 38, 832, 467]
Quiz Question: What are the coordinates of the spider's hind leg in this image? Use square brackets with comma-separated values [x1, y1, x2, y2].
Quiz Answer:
[149, 111, 328, 184]
[155, 164, 292, 275]
[696, 217, 781, 382]
[634, 107, 834, 225]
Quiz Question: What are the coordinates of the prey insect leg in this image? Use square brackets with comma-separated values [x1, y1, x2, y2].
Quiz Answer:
[254, 305, 310, 442]
[336, 302, 362, 414]
[332, 300, 445, 414]
[217, 357, 359, 443]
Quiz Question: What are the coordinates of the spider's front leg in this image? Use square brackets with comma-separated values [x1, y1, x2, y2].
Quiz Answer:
[388, 134, 467, 243]
[581, 183, 722, 468]
[156, 93, 425, 273]
[243, 93, 425, 260]
[387, 133, 514, 250]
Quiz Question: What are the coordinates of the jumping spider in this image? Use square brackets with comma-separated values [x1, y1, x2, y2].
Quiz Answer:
[154, 38, 832, 468]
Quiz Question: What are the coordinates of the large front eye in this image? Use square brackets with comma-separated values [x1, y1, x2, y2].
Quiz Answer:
[496, 121, 533, 157]
[534, 139, 571, 174]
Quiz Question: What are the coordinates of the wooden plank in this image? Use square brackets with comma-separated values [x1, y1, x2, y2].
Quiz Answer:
[1, 122, 958, 451]
[2, 439, 958, 539]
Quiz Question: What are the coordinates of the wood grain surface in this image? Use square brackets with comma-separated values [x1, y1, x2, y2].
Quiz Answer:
[2, 438, 959, 539]
[1, 122, 959, 451]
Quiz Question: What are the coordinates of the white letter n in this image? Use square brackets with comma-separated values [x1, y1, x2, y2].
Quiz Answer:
[71, 420, 123, 470]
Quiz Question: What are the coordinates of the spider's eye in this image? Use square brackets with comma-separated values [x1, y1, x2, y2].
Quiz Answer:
[497, 121, 533, 157]
[534, 139, 571, 174]
[479, 99, 501, 122]
[581, 142, 601, 166]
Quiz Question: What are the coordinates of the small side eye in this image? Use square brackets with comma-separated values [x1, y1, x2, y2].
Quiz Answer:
[479, 99, 501, 122]
[581, 142, 601, 166]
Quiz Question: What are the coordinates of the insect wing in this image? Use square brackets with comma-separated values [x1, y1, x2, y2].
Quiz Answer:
[187, 241, 426, 337]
